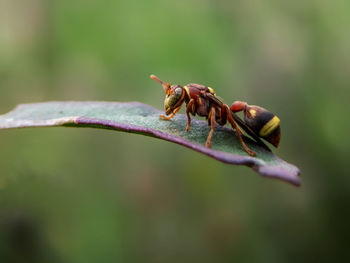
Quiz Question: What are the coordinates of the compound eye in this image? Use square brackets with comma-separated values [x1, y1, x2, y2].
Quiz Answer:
[167, 87, 183, 106]
[174, 87, 182, 97]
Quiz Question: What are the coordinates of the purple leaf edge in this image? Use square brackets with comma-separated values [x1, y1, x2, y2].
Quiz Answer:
[76, 116, 301, 186]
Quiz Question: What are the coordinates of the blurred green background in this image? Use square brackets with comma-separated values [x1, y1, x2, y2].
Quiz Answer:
[0, 0, 349, 262]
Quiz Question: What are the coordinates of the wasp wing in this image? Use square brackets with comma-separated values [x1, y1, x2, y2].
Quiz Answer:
[206, 92, 224, 105]
[230, 111, 271, 152]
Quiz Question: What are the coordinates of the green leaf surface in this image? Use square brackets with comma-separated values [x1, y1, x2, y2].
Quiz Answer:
[0, 101, 300, 186]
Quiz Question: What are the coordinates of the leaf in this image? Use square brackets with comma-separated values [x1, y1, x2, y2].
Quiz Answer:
[0, 101, 301, 186]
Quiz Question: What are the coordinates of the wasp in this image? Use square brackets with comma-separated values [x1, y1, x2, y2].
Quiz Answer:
[150, 74, 281, 157]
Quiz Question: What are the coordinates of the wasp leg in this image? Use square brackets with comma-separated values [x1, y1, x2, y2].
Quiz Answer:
[160, 105, 182, 120]
[186, 99, 195, 131]
[224, 105, 256, 157]
[205, 107, 216, 148]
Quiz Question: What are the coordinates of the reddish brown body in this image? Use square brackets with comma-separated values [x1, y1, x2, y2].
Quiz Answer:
[150, 74, 281, 157]
[183, 84, 227, 125]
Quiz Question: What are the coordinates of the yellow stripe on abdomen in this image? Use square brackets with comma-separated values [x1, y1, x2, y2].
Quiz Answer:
[259, 116, 280, 137]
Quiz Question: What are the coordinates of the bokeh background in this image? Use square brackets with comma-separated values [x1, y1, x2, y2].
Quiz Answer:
[0, 0, 349, 262]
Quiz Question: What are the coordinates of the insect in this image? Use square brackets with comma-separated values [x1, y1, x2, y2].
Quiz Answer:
[150, 74, 281, 157]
